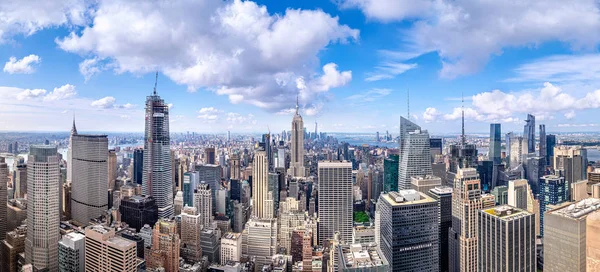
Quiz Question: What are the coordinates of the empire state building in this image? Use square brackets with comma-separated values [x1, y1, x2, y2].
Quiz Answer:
[289, 97, 305, 177]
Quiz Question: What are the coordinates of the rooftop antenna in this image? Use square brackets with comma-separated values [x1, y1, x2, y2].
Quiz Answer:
[153, 71, 158, 95]
[295, 92, 299, 115]
[461, 91, 465, 147]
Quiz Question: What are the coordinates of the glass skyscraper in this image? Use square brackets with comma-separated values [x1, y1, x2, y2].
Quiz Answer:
[546, 134, 557, 166]
[539, 175, 569, 236]
[383, 154, 399, 193]
[489, 124, 501, 165]
[524, 114, 536, 154]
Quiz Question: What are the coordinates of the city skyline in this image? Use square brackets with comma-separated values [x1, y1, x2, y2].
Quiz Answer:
[2, 1, 600, 133]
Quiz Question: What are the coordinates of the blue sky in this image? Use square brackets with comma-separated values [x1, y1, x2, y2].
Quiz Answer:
[2, 0, 600, 134]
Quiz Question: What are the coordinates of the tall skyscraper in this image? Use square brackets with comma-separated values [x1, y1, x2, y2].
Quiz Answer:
[383, 154, 399, 193]
[194, 181, 213, 228]
[289, 97, 305, 177]
[489, 124, 501, 165]
[108, 149, 117, 190]
[478, 205, 536, 272]
[58, 232, 85, 272]
[180, 206, 203, 263]
[69, 121, 109, 225]
[448, 168, 495, 272]
[378, 190, 439, 271]
[508, 179, 541, 236]
[0, 157, 7, 241]
[505, 132, 513, 159]
[183, 171, 199, 207]
[85, 225, 137, 272]
[524, 113, 536, 154]
[317, 160, 352, 244]
[539, 124, 546, 158]
[25, 145, 60, 272]
[510, 136, 527, 168]
[553, 145, 587, 195]
[252, 149, 269, 218]
[142, 83, 173, 219]
[13, 163, 26, 199]
[133, 148, 144, 185]
[146, 219, 180, 272]
[546, 134, 557, 166]
[230, 153, 241, 180]
[195, 164, 221, 214]
[539, 175, 569, 236]
[429, 186, 453, 272]
[398, 117, 433, 190]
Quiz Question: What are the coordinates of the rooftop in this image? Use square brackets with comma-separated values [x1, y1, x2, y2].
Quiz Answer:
[383, 190, 435, 206]
[430, 186, 453, 195]
[550, 198, 600, 219]
[338, 243, 388, 269]
[223, 232, 241, 240]
[483, 205, 530, 221]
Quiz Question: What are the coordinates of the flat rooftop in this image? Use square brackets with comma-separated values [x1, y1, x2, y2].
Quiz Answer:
[382, 190, 436, 206]
[339, 243, 388, 269]
[549, 198, 600, 220]
[483, 205, 530, 221]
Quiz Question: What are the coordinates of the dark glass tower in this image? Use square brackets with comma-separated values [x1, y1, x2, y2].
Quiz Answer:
[546, 134, 557, 166]
[489, 124, 501, 165]
[383, 154, 399, 193]
[142, 80, 173, 219]
[133, 149, 144, 185]
[524, 114, 535, 154]
[539, 175, 568, 236]
[120, 195, 159, 232]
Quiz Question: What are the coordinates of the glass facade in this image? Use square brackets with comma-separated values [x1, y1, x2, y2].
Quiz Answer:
[383, 154, 399, 193]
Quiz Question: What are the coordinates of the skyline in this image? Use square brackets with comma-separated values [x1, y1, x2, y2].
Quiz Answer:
[3, 1, 600, 133]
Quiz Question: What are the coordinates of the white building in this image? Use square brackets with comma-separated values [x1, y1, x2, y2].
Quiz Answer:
[194, 181, 213, 229]
[398, 117, 433, 190]
[317, 160, 353, 244]
[243, 218, 278, 269]
[221, 232, 242, 265]
[58, 232, 85, 272]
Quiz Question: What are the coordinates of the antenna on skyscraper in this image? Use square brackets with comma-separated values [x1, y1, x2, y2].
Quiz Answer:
[295, 92, 299, 115]
[461, 91, 465, 146]
[153, 71, 158, 95]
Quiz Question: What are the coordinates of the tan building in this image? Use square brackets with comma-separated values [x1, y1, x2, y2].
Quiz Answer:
[0, 225, 26, 272]
[410, 175, 442, 194]
[180, 206, 202, 263]
[572, 180, 589, 201]
[545, 198, 600, 272]
[146, 219, 180, 272]
[85, 224, 137, 272]
[508, 179, 541, 236]
[587, 210, 600, 271]
[252, 150, 269, 219]
[221, 232, 242, 265]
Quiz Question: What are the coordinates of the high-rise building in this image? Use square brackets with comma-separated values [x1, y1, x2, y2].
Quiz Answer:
[69, 123, 109, 225]
[133, 148, 144, 185]
[508, 179, 541, 236]
[546, 134, 557, 166]
[398, 117, 433, 190]
[146, 219, 180, 272]
[489, 124, 501, 165]
[478, 205, 536, 272]
[411, 175, 442, 194]
[383, 154, 399, 193]
[142, 86, 173, 219]
[587, 210, 600, 271]
[539, 175, 569, 236]
[230, 153, 241, 180]
[195, 164, 221, 214]
[524, 156, 545, 196]
[0, 225, 26, 272]
[505, 132, 513, 159]
[119, 195, 159, 232]
[58, 232, 85, 272]
[524, 114, 536, 153]
[200, 227, 221, 264]
[430, 138, 443, 159]
[13, 163, 26, 199]
[108, 149, 117, 190]
[289, 98, 305, 177]
[539, 124, 546, 158]
[221, 232, 242, 265]
[429, 186, 453, 272]
[378, 190, 439, 271]
[174, 190, 183, 216]
[554, 146, 587, 195]
[317, 160, 352, 244]
[544, 198, 600, 272]
[243, 218, 278, 269]
[180, 206, 203, 263]
[252, 149, 269, 218]
[183, 171, 199, 207]
[205, 147, 216, 165]
[25, 145, 60, 272]
[0, 157, 7, 241]
[85, 225, 137, 272]
[490, 185, 508, 205]
[510, 136, 528, 168]
[448, 168, 495, 272]
[194, 181, 213, 228]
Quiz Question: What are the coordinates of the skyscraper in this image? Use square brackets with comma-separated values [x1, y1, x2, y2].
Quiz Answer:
[119, 195, 159, 232]
[180, 206, 203, 263]
[539, 175, 569, 236]
[252, 149, 269, 218]
[510, 136, 527, 168]
[289, 97, 305, 177]
[398, 117, 433, 190]
[553, 145, 587, 195]
[1, 225, 26, 272]
[194, 181, 213, 228]
[133, 148, 144, 185]
[539, 124, 546, 158]
[429, 186, 453, 272]
[489, 124, 501, 165]
[448, 168, 495, 272]
[108, 149, 117, 190]
[546, 134, 557, 166]
[317, 160, 353, 244]
[146, 219, 180, 272]
[243, 218, 278, 269]
[505, 132, 513, 159]
[478, 205, 536, 272]
[69, 121, 109, 225]
[183, 171, 199, 207]
[195, 164, 221, 214]
[142, 80, 173, 219]
[383, 154, 399, 193]
[205, 147, 216, 165]
[508, 179, 541, 236]
[378, 190, 439, 271]
[58, 232, 85, 272]
[0, 157, 7, 241]
[524, 114, 536, 154]
[25, 145, 60, 271]
[85, 225, 137, 272]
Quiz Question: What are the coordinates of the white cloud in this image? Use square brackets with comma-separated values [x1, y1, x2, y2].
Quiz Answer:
[226, 112, 256, 124]
[557, 123, 599, 127]
[44, 84, 76, 101]
[422, 107, 440, 122]
[199, 107, 222, 114]
[365, 62, 417, 81]
[16, 88, 46, 100]
[347, 88, 392, 102]
[3, 54, 41, 74]
[91, 96, 116, 109]
[565, 110, 576, 119]
[443, 107, 484, 121]
[343, 0, 600, 78]
[56, 0, 358, 113]
[79, 58, 107, 82]
[197, 107, 222, 121]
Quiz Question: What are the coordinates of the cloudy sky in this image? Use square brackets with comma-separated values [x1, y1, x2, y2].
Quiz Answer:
[2, 0, 600, 133]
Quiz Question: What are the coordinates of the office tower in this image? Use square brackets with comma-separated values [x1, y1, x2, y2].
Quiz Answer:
[58, 232, 85, 272]
[276, 148, 285, 169]
[278, 199, 305, 254]
[215, 188, 228, 215]
[546, 134, 557, 166]
[477, 160, 494, 192]
[489, 124, 502, 165]
[146, 219, 180, 272]
[539, 175, 569, 236]
[0, 157, 7, 241]
[252, 149, 269, 218]
[174, 191, 183, 216]
[69, 125, 109, 225]
[119, 195, 159, 232]
[398, 117, 433, 190]
[142, 85, 173, 219]
[230, 153, 241, 180]
[194, 181, 213, 228]
[120, 230, 144, 259]
[227, 130, 231, 142]
[182, 171, 198, 207]
[85, 225, 137, 272]
[554, 146, 587, 193]
[1, 225, 26, 272]
[378, 190, 439, 271]
[508, 179, 541, 236]
[544, 198, 600, 272]
[539, 124, 546, 157]
[505, 132, 513, 159]
[195, 164, 221, 213]
[301, 230, 313, 271]
[232, 201, 247, 233]
[509, 136, 527, 168]
[180, 206, 203, 263]
[25, 145, 60, 272]
[133, 148, 144, 185]
[525, 156, 545, 196]
[449, 168, 495, 272]
[383, 154, 399, 193]
[200, 227, 221, 263]
[139, 224, 153, 247]
[524, 113, 536, 153]
[478, 205, 536, 272]
[430, 138, 443, 159]
[429, 186, 453, 272]
[205, 147, 216, 164]
[221, 232, 242, 265]
[7, 199, 26, 233]
[108, 149, 117, 190]
[317, 161, 352, 244]
[230, 179, 241, 202]
[243, 218, 278, 269]
[411, 175, 442, 194]
[491, 186, 508, 205]
[14, 164, 26, 199]
[289, 98, 306, 177]
[587, 210, 600, 271]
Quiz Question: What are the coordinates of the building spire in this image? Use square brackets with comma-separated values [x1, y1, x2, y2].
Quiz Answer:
[153, 71, 158, 95]
[295, 93, 299, 115]
[461, 91, 465, 146]
[71, 114, 78, 135]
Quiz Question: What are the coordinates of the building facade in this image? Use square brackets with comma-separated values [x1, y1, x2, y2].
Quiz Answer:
[317, 161, 353, 244]
[429, 186, 453, 272]
[119, 195, 159, 232]
[180, 206, 203, 263]
[289, 99, 305, 177]
[489, 124, 501, 165]
[540, 175, 569, 236]
[85, 225, 137, 272]
[398, 117, 433, 190]
[58, 232, 85, 272]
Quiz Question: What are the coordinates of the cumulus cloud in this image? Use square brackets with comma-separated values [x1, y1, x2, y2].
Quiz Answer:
[16, 89, 47, 100]
[79, 58, 108, 82]
[91, 96, 116, 109]
[226, 112, 257, 125]
[422, 107, 440, 122]
[342, 0, 600, 78]
[3, 54, 41, 74]
[44, 84, 76, 101]
[55, 0, 358, 114]
[198, 107, 222, 121]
